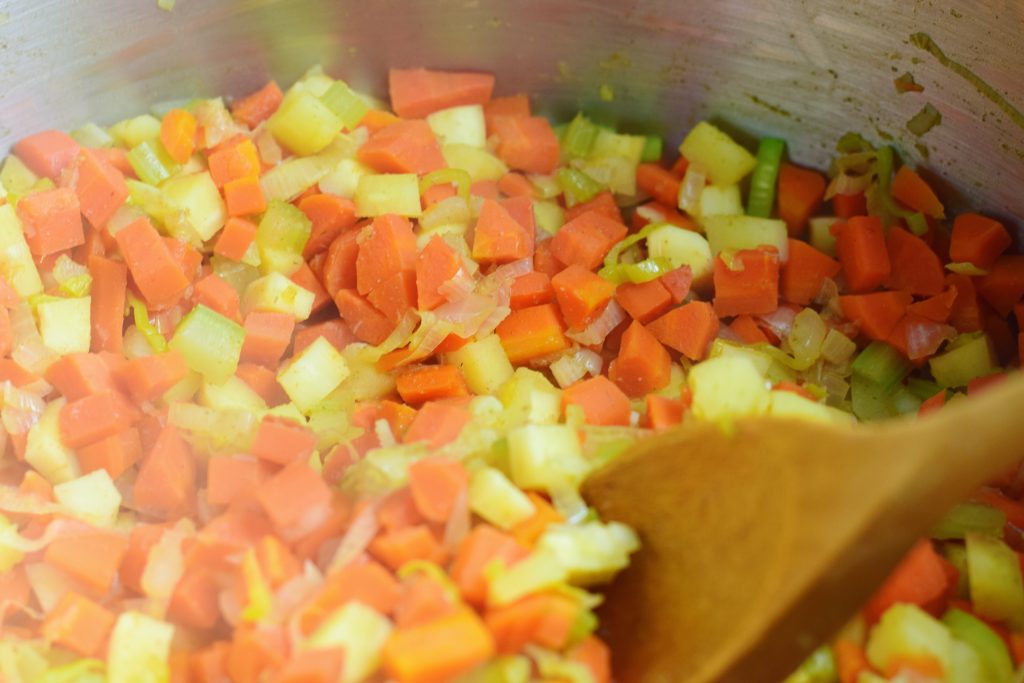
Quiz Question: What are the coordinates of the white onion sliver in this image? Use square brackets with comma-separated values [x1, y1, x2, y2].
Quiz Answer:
[0, 485, 65, 516]
[566, 300, 625, 346]
[0, 519, 70, 553]
[757, 306, 797, 340]
[678, 163, 706, 214]
[141, 520, 193, 605]
[325, 500, 380, 574]
[550, 487, 589, 524]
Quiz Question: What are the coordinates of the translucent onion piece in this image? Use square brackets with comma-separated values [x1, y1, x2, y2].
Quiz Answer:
[420, 196, 471, 231]
[374, 419, 396, 449]
[757, 306, 796, 340]
[194, 98, 244, 148]
[141, 520, 193, 605]
[550, 349, 603, 389]
[1, 381, 45, 436]
[325, 500, 380, 574]
[566, 301, 625, 346]
[10, 303, 57, 374]
[253, 125, 283, 166]
[678, 163, 706, 215]
[273, 562, 323, 625]
[550, 486, 589, 525]
[905, 320, 956, 361]
[0, 518, 70, 554]
[820, 328, 857, 365]
[0, 485, 65, 517]
[815, 277, 843, 318]
[825, 170, 873, 201]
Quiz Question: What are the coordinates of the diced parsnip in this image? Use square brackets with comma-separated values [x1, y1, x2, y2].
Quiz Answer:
[269, 88, 343, 156]
[427, 104, 487, 148]
[768, 391, 854, 424]
[703, 215, 789, 262]
[0, 205, 43, 296]
[242, 272, 316, 321]
[965, 532, 1024, 629]
[320, 80, 370, 130]
[278, 337, 350, 413]
[645, 224, 714, 283]
[325, 345, 398, 406]
[697, 184, 743, 220]
[929, 332, 997, 388]
[354, 173, 422, 218]
[679, 121, 757, 186]
[255, 200, 312, 276]
[1, 155, 40, 198]
[537, 521, 640, 586]
[533, 200, 564, 235]
[586, 128, 645, 195]
[865, 604, 951, 676]
[109, 114, 162, 148]
[25, 399, 79, 484]
[71, 122, 114, 148]
[37, 296, 91, 355]
[508, 423, 588, 492]
[199, 375, 268, 413]
[497, 367, 562, 426]
[168, 304, 245, 384]
[469, 467, 536, 529]
[0, 515, 25, 572]
[688, 356, 771, 421]
[161, 171, 227, 242]
[53, 469, 122, 527]
[320, 158, 375, 199]
[809, 216, 840, 256]
[444, 335, 514, 396]
[442, 144, 508, 182]
[487, 549, 568, 606]
[305, 602, 393, 683]
[107, 611, 175, 683]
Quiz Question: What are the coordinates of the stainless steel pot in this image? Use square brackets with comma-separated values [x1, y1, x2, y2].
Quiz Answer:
[1, 0, 1022, 233]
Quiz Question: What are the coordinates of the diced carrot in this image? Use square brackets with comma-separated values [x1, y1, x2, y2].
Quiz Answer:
[115, 351, 188, 402]
[533, 238, 562, 278]
[729, 314, 771, 345]
[484, 94, 531, 134]
[251, 416, 317, 466]
[208, 138, 261, 187]
[319, 228, 360, 297]
[168, 565, 220, 630]
[497, 171, 535, 198]
[13, 130, 81, 180]
[207, 455, 273, 507]
[0, 566, 31, 622]
[403, 400, 471, 449]
[835, 216, 891, 293]
[396, 365, 469, 405]
[193, 273, 241, 321]
[16, 187, 85, 257]
[977, 255, 1024, 316]
[358, 119, 446, 175]
[562, 375, 631, 426]
[863, 539, 954, 622]
[159, 109, 197, 164]
[299, 560, 400, 634]
[227, 624, 288, 683]
[376, 487, 425, 533]
[45, 352, 114, 400]
[645, 300, 719, 361]
[44, 522, 128, 594]
[116, 522, 169, 594]
[270, 648, 345, 683]
[495, 303, 570, 363]
[551, 264, 615, 331]
[569, 636, 612, 683]
[645, 394, 684, 430]
[395, 573, 458, 628]
[550, 210, 628, 271]
[214, 216, 258, 261]
[491, 115, 560, 174]
[407, 456, 469, 524]
[609, 320, 671, 397]
[299, 193, 358, 258]
[449, 524, 527, 606]
[614, 279, 672, 324]
[885, 226, 945, 296]
[471, 179, 500, 199]
[949, 212, 1012, 270]
[133, 425, 197, 519]
[356, 214, 418, 296]
[636, 163, 681, 207]
[388, 68, 495, 119]
[236, 362, 289, 406]
[370, 524, 447, 571]
[383, 608, 496, 683]
[190, 642, 231, 683]
[86, 255, 127, 353]
[840, 290, 913, 341]
[291, 492, 352, 561]
[19, 469, 54, 502]
[367, 270, 418, 324]
[0, 359, 38, 388]
[891, 165, 944, 218]
[334, 289, 396, 345]
[659, 265, 693, 304]
[256, 461, 331, 530]
[918, 389, 947, 417]
[231, 80, 284, 128]
[565, 190, 623, 225]
[780, 238, 841, 306]
[472, 198, 533, 264]
[832, 192, 867, 219]
[776, 163, 826, 237]
[834, 639, 871, 683]
[41, 591, 116, 657]
[713, 248, 780, 317]
[486, 591, 578, 653]
[67, 148, 130, 228]
[292, 318, 357, 355]
[358, 109, 402, 133]
[507, 271, 551, 311]
[946, 273, 983, 333]
[115, 217, 190, 308]
[59, 392, 137, 448]
[510, 493, 564, 547]
[224, 175, 267, 217]
[241, 311, 295, 366]
[164, 236, 203, 285]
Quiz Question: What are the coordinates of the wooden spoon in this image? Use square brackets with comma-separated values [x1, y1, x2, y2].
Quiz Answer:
[582, 373, 1024, 683]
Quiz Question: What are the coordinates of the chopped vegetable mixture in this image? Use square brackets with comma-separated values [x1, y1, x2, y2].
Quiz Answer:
[0, 64, 1020, 683]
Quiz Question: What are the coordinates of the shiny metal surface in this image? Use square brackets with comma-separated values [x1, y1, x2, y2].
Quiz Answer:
[0, 1, 1022, 227]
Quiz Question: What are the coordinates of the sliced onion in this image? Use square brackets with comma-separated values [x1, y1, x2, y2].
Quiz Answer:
[279, 498, 332, 544]
[678, 163, 706, 215]
[194, 98, 245, 148]
[420, 196, 471, 231]
[566, 301, 625, 346]
[10, 303, 57, 374]
[374, 419, 396, 448]
[253, 125, 283, 166]
[141, 520, 193, 605]
[757, 306, 796, 340]
[550, 486, 589, 524]
[438, 268, 476, 303]
[0, 485, 65, 516]
[550, 348, 604, 389]
[716, 325, 742, 343]
[905, 320, 956, 360]
[825, 171, 873, 201]
[325, 500, 380, 574]
[2, 381, 45, 436]
[815, 277, 843, 317]
[274, 561, 324, 625]
[0, 518, 71, 553]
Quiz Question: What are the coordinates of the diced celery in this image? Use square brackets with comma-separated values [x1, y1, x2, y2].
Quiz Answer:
[469, 466, 536, 529]
[278, 336, 350, 413]
[442, 144, 508, 182]
[528, 173, 562, 199]
[255, 200, 312, 275]
[591, 128, 645, 164]
[537, 521, 639, 586]
[931, 503, 1007, 540]
[948, 640, 986, 683]
[943, 608, 1015, 682]
[852, 341, 910, 390]
[851, 374, 919, 421]
[268, 88, 342, 156]
[295, 64, 335, 97]
[697, 184, 744, 220]
[168, 304, 245, 384]
[427, 104, 486, 148]
[199, 375, 268, 413]
[487, 549, 568, 606]
[127, 139, 180, 186]
[929, 332, 996, 388]
[703, 215, 789, 261]
[561, 113, 600, 160]
[965, 532, 1024, 629]
[0, 204, 43, 296]
[70, 122, 114, 148]
[242, 272, 316, 321]
[0, 515, 24, 572]
[354, 173, 422, 217]
[37, 296, 91, 355]
[305, 602, 393, 683]
[747, 137, 786, 218]
[865, 603, 951, 675]
[533, 199, 564, 235]
[52, 470, 122, 527]
[213, 255, 261, 295]
[109, 114, 161, 148]
[444, 335, 515, 395]
[641, 134, 663, 163]
[320, 80, 371, 130]
[679, 121, 757, 186]
[788, 308, 827, 366]
[319, 158, 375, 198]
[769, 391, 854, 424]
[645, 224, 714, 283]
[497, 367, 562, 426]
[161, 171, 227, 242]
[556, 167, 603, 207]
[809, 217, 840, 256]
[942, 542, 970, 598]
[107, 611, 174, 683]
[508, 423, 588, 492]
[0, 155, 39, 200]
[781, 645, 837, 683]
[688, 356, 771, 422]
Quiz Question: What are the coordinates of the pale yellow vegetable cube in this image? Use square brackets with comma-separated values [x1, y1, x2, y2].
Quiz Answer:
[1, 155, 38, 198]
[469, 467, 536, 529]
[320, 158, 375, 199]
[427, 104, 486, 148]
[37, 296, 91, 355]
[442, 143, 508, 182]
[0, 205, 43, 296]
[703, 215, 789, 262]
[242, 272, 315, 321]
[688, 356, 770, 422]
[507, 423, 588, 492]
[109, 114, 161, 148]
[768, 391, 855, 425]
[679, 121, 757, 186]
[487, 549, 568, 606]
[306, 602, 393, 683]
[354, 173, 422, 217]
[269, 89, 342, 156]
[278, 337, 350, 413]
[697, 184, 744, 219]
[53, 469, 122, 527]
[25, 399, 79, 484]
[107, 611, 175, 683]
[444, 335, 514, 396]
[533, 200, 564, 235]
[645, 224, 714, 283]
[161, 171, 226, 241]
[537, 521, 640, 586]
[497, 367, 562, 425]
[199, 375, 268, 413]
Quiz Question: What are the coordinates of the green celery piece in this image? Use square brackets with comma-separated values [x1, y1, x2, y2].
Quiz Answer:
[256, 200, 312, 259]
[851, 341, 911, 390]
[127, 139, 180, 186]
[168, 304, 245, 384]
[561, 113, 600, 160]
[931, 503, 1007, 540]
[906, 376, 944, 401]
[320, 80, 370, 131]
[781, 645, 837, 683]
[942, 608, 1015, 683]
[965, 532, 1024, 630]
[746, 137, 786, 218]
[556, 167, 602, 207]
[930, 332, 997, 388]
[905, 211, 929, 236]
[640, 134, 663, 163]
[850, 374, 900, 421]
[127, 295, 168, 353]
[940, 542, 970, 598]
